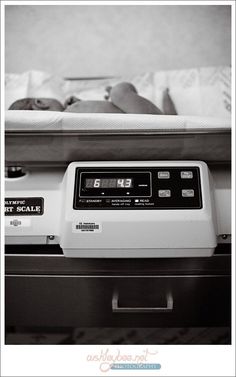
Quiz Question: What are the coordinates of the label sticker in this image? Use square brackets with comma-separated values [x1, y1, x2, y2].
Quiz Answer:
[72, 222, 102, 233]
[5, 197, 44, 216]
[5, 218, 31, 228]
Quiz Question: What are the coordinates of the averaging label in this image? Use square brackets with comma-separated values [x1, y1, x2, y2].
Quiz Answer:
[5, 197, 44, 216]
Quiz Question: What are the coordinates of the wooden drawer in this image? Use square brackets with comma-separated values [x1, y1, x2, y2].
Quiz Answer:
[5, 274, 231, 328]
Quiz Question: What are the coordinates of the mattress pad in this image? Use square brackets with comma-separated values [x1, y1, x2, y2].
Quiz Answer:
[5, 110, 230, 133]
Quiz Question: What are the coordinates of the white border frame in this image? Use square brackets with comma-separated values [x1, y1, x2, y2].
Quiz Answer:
[1, 1, 235, 377]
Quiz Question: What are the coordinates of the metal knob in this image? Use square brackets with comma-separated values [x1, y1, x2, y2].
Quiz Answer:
[5, 166, 26, 178]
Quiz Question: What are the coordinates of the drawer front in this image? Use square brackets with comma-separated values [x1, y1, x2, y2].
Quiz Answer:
[5, 275, 231, 327]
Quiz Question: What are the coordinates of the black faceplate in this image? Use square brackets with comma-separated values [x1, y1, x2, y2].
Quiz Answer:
[73, 167, 202, 210]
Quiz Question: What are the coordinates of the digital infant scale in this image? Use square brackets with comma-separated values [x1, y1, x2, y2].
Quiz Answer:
[5, 112, 231, 258]
[5, 160, 218, 258]
[5, 112, 232, 339]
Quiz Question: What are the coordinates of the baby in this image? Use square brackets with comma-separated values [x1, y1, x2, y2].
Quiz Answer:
[9, 97, 64, 112]
[9, 82, 177, 115]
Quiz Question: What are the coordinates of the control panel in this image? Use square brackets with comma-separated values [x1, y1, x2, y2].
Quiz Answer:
[74, 167, 202, 210]
[60, 161, 216, 257]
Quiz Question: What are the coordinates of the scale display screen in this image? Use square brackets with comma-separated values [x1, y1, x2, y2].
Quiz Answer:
[78, 171, 151, 198]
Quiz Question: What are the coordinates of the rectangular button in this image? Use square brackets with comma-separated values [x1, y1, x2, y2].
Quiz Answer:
[182, 189, 194, 197]
[158, 189, 171, 197]
[158, 171, 170, 179]
[181, 171, 193, 179]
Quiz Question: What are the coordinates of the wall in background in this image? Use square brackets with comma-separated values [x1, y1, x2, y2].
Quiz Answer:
[5, 5, 231, 77]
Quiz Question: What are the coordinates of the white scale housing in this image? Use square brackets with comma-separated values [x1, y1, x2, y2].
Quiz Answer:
[5, 161, 218, 258]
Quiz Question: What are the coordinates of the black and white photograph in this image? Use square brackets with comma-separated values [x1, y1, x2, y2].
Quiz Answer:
[1, 1, 235, 376]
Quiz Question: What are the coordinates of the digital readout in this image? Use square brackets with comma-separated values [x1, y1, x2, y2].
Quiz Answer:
[85, 178, 133, 188]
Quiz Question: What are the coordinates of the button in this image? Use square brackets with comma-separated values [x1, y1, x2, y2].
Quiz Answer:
[158, 189, 171, 197]
[181, 171, 193, 179]
[182, 189, 194, 197]
[158, 171, 170, 179]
